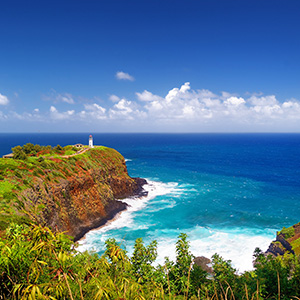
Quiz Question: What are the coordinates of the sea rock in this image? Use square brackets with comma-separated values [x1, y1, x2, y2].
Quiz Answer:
[194, 256, 213, 274]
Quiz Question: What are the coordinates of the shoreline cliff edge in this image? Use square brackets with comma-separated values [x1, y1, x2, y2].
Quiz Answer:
[74, 177, 148, 242]
[2, 146, 149, 242]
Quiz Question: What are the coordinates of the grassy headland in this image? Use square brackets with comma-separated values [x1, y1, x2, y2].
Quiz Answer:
[1, 143, 300, 299]
[0, 143, 141, 239]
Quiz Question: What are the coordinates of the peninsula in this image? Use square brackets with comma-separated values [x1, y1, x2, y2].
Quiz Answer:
[0, 142, 147, 240]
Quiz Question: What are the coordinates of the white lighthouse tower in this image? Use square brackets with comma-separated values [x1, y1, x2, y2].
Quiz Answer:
[89, 135, 94, 148]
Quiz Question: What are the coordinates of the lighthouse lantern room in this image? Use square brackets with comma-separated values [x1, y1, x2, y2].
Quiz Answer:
[89, 135, 94, 148]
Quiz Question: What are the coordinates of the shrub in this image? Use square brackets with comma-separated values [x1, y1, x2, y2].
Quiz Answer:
[54, 144, 63, 152]
[12, 146, 27, 160]
[280, 226, 295, 239]
[22, 143, 35, 154]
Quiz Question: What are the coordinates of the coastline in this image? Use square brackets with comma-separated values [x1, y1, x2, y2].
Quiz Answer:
[76, 178, 277, 273]
[75, 177, 148, 242]
[73, 201, 128, 242]
[77, 200, 128, 242]
[0, 134, 299, 275]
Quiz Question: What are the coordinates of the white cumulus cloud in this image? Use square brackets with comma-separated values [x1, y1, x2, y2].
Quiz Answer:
[109, 99, 146, 120]
[115, 71, 135, 81]
[136, 90, 164, 102]
[50, 106, 75, 120]
[134, 82, 300, 131]
[80, 103, 107, 120]
[57, 93, 75, 104]
[224, 97, 246, 106]
[109, 99, 134, 120]
[165, 82, 192, 103]
[0, 93, 9, 105]
[43, 90, 75, 104]
[3, 83, 300, 132]
[248, 95, 278, 106]
[109, 95, 121, 102]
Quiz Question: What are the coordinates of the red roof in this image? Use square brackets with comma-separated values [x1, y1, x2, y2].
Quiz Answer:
[89, 135, 92, 137]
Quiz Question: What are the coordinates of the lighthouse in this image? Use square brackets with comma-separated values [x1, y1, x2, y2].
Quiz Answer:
[89, 135, 94, 148]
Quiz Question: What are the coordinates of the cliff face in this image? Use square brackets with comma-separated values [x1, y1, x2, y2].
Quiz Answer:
[0, 147, 146, 240]
[266, 223, 300, 257]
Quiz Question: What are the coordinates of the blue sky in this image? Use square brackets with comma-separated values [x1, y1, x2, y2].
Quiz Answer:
[1, 0, 300, 132]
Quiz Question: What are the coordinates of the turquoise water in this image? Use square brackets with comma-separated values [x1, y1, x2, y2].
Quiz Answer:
[1, 133, 300, 272]
[78, 133, 300, 272]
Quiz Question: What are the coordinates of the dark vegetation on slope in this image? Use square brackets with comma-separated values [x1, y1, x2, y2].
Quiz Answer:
[1, 143, 300, 299]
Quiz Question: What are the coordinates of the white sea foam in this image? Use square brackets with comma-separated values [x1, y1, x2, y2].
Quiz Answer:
[124, 158, 132, 162]
[146, 199, 177, 212]
[153, 226, 274, 273]
[77, 179, 275, 274]
[77, 179, 181, 252]
[190, 230, 273, 273]
[79, 227, 274, 274]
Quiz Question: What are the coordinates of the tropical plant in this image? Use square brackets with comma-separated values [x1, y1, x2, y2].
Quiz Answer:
[1, 223, 300, 299]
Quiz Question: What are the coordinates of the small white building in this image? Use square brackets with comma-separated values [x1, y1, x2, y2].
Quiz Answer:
[89, 135, 94, 148]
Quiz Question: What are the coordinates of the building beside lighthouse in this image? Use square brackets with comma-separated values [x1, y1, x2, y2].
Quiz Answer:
[89, 135, 94, 148]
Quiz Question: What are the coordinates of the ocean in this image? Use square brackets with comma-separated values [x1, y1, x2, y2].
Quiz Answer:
[1, 133, 300, 272]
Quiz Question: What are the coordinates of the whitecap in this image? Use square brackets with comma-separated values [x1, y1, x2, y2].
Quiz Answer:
[77, 179, 275, 274]
[77, 179, 183, 251]
[189, 228, 274, 273]
[150, 226, 274, 273]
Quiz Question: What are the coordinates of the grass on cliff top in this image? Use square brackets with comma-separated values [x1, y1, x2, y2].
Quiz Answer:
[279, 226, 295, 239]
[278, 224, 300, 255]
[0, 146, 123, 196]
[76, 146, 128, 176]
[0, 146, 128, 230]
[291, 238, 300, 255]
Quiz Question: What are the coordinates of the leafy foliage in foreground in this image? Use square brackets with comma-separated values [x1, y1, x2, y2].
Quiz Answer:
[1, 224, 300, 299]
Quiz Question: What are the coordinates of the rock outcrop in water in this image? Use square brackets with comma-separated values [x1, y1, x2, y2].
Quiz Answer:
[0, 146, 147, 241]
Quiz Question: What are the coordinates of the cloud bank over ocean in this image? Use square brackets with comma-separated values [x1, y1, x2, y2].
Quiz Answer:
[1, 82, 300, 132]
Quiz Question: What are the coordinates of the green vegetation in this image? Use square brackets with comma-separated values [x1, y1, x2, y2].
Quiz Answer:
[2, 143, 300, 299]
[291, 238, 300, 255]
[0, 144, 128, 232]
[279, 226, 295, 239]
[278, 224, 300, 255]
[11, 143, 79, 160]
[1, 224, 300, 299]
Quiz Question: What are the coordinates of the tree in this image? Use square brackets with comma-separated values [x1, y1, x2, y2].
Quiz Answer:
[131, 237, 157, 283]
[176, 233, 193, 275]
[22, 143, 35, 154]
[165, 233, 194, 296]
[189, 263, 210, 297]
[211, 253, 237, 297]
[12, 145, 27, 160]
[54, 144, 63, 152]
[254, 252, 291, 299]
[33, 144, 42, 154]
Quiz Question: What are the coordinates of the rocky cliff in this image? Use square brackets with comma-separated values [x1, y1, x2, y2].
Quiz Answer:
[0, 146, 147, 240]
[266, 222, 300, 257]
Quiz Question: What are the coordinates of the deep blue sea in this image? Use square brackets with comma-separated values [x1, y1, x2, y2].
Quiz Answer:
[1, 133, 300, 272]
